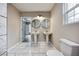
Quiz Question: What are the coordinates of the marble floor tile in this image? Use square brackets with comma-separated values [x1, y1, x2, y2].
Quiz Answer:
[8, 41, 54, 56]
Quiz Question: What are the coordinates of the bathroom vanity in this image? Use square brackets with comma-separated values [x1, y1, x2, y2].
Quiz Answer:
[31, 15, 52, 44]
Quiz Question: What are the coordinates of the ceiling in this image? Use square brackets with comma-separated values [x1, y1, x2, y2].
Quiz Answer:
[12, 3, 54, 12]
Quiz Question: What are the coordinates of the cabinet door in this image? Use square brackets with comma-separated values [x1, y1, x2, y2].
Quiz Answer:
[0, 3, 7, 17]
[0, 16, 6, 35]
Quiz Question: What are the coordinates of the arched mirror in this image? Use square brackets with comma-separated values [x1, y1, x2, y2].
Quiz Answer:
[41, 19, 49, 29]
[32, 19, 40, 29]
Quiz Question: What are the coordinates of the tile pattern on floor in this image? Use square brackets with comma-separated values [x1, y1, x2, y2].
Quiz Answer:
[8, 41, 56, 56]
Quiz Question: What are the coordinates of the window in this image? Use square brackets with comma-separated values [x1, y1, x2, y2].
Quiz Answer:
[63, 3, 79, 24]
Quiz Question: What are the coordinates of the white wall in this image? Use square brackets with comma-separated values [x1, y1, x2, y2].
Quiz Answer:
[50, 3, 79, 50]
[20, 12, 50, 18]
[7, 4, 20, 48]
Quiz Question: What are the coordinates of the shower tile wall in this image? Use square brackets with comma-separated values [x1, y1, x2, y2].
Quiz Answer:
[0, 3, 7, 56]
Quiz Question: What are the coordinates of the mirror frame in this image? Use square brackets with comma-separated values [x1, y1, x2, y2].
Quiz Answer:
[32, 19, 40, 29]
[41, 19, 49, 29]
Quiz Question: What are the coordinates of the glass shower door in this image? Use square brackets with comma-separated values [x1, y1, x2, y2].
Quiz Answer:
[22, 17, 31, 43]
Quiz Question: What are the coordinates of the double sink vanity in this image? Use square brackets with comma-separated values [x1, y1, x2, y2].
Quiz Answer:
[31, 15, 52, 44]
[31, 31, 52, 43]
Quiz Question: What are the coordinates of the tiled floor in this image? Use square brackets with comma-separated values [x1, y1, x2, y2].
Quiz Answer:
[8, 41, 56, 56]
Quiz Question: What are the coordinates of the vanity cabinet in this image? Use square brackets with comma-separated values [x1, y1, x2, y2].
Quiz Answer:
[0, 3, 7, 56]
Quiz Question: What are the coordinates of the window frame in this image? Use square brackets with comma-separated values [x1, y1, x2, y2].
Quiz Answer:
[63, 3, 79, 25]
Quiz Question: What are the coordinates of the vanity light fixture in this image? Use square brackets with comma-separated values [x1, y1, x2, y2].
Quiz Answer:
[37, 14, 45, 20]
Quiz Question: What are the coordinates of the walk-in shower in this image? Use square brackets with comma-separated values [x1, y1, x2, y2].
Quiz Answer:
[21, 17, 31, 42]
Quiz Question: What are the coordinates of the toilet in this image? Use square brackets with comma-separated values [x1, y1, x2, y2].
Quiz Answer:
[47, 38, 79, 56]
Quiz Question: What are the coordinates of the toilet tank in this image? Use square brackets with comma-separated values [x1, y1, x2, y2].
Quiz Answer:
[60, 39, 79, 56]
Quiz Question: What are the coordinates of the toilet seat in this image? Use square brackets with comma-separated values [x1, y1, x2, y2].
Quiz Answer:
[47, 50, 64, 56]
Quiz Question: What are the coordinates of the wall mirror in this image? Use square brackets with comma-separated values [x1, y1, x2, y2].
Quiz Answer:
[41, 19, 49, 29]
[32, 19, 40, 29]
